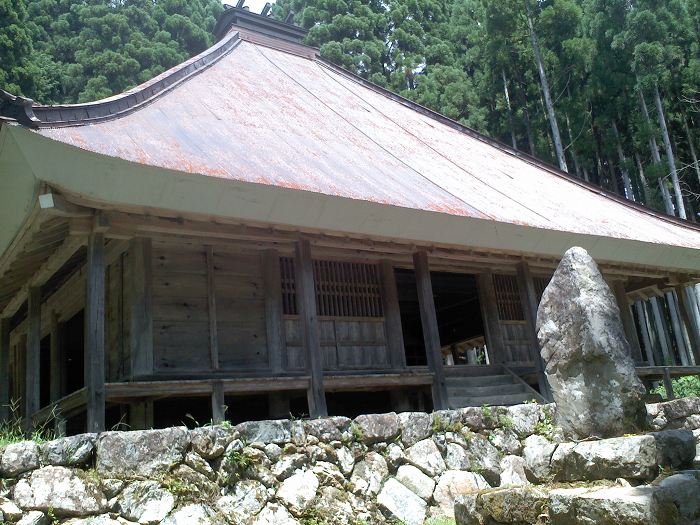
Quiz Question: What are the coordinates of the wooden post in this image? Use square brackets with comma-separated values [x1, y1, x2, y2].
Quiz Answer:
[666, 291, 690, 365]
[25, 286, 41, 427]
[211, 381, 225, 423]
[263, 249, 286, 374]
[129, 401, 153, 430]
[0, 318, 9, 422]
[129, 238, 153, 379]
[611, 281, 644, 363]
[675, 285, 700, 365]
[663, 367, 675, 400]
[380, 260, 406, 369]
[413, 251, 448, 411]
[650, 297, 673, 365]
[206, 246, 219, 370]
[49, 312, 66, 434]
[269, 394, 290, 419]
[477, 271, 506, 364]
[634, 301, 656, 365]
[294, 239, 327, 418]
[85, 231, 106, 433]
[516, 262, 551, 401]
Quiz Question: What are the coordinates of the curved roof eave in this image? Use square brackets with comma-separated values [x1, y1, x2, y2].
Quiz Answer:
[5, 125, 700, 274]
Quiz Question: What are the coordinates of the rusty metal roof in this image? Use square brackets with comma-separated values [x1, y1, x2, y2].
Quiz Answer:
[16, 22, 700, 253]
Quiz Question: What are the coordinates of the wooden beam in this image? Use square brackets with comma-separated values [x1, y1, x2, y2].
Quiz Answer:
[85, 231, 106, 433]
[263, 249, 286, 374]
[516, 262, 551, 401]
[675, 285, 700, 365]
[294, 239, 327, 417]
[380, 260, 406, 369]
[413, 251, 447, 410]
[49, 312, 63, 403]
[129, 238, 153, 379]
[0, 318, 9, 422]
[211, 380, 225, 423]
[477, 271, 506, 364]
[611, 281, 644, 363]
[650, 297, 674, 365]
[25, 287, 41, 427]
[39, 193, 93, 218]
[0, 203, 43, 281]
[2, 236, 85, 319]
[206, 246, 219, 370]
[634, 301, 656, 366]
[663, 366, 676, 399]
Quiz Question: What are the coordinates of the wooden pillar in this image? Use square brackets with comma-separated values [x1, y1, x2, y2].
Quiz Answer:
[0, 318, 9, 422]
[294, 239, 327, 418]
[675, 285, 700, 365]
[25, 286, 41, 427]
[666, 291, 690, 365]
[211, 381, 225, 423]
[634, 301, 656, 366]
[263, 249, 286, 374]
[380, 260, 406, 369]
[206, 246, 219, 371]
[129, 401, 153, 430]
[516, 262, 551, 401]
[650, 297, 673, 365]
[129, 238, 153, 379]
[49, 312, 66, 434]
[477, 271, 505, 364]
[85, 231, 106, 433]
[413, 251, 447, 410]
[611, 281, 644, 363]
[663, 367, 676, 400]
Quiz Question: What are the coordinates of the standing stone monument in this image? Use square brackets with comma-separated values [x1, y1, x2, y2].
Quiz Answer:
[536, 247, 646, 440]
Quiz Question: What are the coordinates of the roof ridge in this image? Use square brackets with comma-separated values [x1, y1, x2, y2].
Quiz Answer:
[0, 31, 242, 129]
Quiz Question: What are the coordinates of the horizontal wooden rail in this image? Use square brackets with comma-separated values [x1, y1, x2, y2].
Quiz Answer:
[635, 366, 700, 378]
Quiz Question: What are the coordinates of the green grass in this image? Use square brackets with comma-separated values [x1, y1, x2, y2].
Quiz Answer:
[0, 399, 56, 448]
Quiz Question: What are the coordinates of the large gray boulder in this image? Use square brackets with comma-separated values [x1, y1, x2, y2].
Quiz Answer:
[96, 428, 188, 478]
[376, 478, 427, 525]
[0, 441, 39, 477]
[537, 247, 646, 440]
[13, 466, 107, 517]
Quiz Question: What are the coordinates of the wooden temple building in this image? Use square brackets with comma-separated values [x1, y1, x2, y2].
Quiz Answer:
[1, 7, 700, 435]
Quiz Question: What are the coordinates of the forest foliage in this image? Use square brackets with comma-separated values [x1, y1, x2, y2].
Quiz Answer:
[1, 0, 699, 218]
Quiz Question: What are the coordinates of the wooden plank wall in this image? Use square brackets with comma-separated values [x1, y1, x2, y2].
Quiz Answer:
[284, 318, 389, 371]
[151, 242, 268, 373]
[106, 253, 130, 381]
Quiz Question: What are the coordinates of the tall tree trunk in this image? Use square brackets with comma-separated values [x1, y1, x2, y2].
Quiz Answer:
[612, 121, 635, 200]
[659, 179, 674, 215]
[683, 116, 700, 186]
[653, 82, 686, 219]
[525, 1, 568, 172]
[523, 105, 536, 156]
[502, 69, 518, 150]
[565, 113, 582, 178]
[634, 151, 651, 203]
[582, 166, 590, 183]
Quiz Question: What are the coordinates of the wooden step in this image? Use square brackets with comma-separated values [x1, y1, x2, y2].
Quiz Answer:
[448, 391, 538, 408]
[445, 374, 515, 387]
[448, 382, 528, 398]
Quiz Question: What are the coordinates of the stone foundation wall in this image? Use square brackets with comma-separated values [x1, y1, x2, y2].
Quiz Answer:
[1, 398, 699, 525]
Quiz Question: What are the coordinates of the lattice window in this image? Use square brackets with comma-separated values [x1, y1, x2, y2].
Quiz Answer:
[280, 257, 297, 316]
[534, 276, 551, 304]
[492, 274, 525, 321]
[280, 258, 383, 318]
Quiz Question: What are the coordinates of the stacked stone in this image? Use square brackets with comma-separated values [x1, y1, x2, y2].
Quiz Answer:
[0, 398, 699, 524]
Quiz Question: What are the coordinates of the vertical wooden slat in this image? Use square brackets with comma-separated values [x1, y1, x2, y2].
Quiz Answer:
[634, 301, 656, 365]
[130, 237, 153, 378]
[516, 262, 551, 401]
[413, 251, 447, 410]
[212, 381, 225, 423]
[380, 260, 406, 369]
[206, 246, 219, 370]
[675, 285, 700, 365]
[264, 249, 286, 374]
[663, 367, 676, 399]
[611, 281, 644, 363]
[665, 291, 690, 365]
[295, 239, 327, 417]
[25, 286, 41, 427]
[477, 271, 506, 364]
[129, 401, 153, 430]
[85, 231, 106, 433]
[0, 318, 10, 422]
[650, 297, 674, 365]
[50, 311, 66, 433]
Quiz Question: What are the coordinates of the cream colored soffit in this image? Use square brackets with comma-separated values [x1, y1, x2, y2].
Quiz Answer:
[4, 125, 700, 273]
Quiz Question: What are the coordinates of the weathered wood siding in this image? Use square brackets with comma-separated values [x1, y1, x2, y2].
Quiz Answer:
[492, 274, 534, 365]
[151, 243, 267, 372]
[106, 253, 130, 381]
[284, 318, 389, 370]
